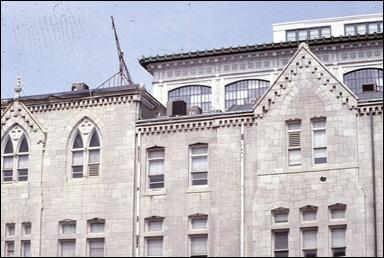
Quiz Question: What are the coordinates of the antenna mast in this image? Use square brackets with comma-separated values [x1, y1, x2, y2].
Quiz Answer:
[111, 16, 133, 85]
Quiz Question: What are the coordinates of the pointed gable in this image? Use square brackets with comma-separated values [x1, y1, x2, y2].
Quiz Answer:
[253, 43, 359, 118]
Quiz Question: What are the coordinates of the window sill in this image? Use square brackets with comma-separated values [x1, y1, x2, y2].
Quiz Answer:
[187, 229, 208, 235]
[186, 186, 210, 194]
[143, 231, 165, 237]
[143, 189, 167, 196]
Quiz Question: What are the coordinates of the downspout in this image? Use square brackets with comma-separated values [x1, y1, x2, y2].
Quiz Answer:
[240, 121, 245, 257]
[39, 134, 47, 257]
[369, 113, 377, 257]
[135, 132, 141, 257]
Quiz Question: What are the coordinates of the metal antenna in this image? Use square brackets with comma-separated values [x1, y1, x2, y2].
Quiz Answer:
[111, 16, 133, 85]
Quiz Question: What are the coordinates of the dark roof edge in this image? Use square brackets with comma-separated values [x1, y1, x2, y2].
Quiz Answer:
[139, 33, 383, 70]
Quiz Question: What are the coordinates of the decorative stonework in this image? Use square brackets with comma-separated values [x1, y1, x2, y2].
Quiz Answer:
[78, 119, 94, 136]
[9, 125, 23, 141]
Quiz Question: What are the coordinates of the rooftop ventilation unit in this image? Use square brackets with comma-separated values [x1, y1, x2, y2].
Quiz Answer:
[167, 100, 187, 117]
[71, 83, 90, 92]
[187, 106, 202, 116]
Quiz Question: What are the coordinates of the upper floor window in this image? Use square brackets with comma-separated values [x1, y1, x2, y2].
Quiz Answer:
[59, 220, 77, 235]
[345, 21, 383, 36]
[273, 230, 289, 257]
[147, 147, 165, 189]
[6, 223, 15, 237]
[145, 217, 164, 232]
[312, 118, 327, 165]
[88, 218, 105, 233]
[189, 214, 208, 230]
[343, 68, 383, 95]
[272, 208, 289, 224]
[329, 204, 346, 220]
[301, 206, 318, 222]
[286, 120, 301, 166]
[190, 144, 208, 186]
[168, 85, 212, 112]
[2, 125, 29, 183]
[22, 222, 32, 236]
[286, 26, 331, 41]
[330, 226, 347, 257]
[225, 79, 270, 110]
[71, 119, 101, 178]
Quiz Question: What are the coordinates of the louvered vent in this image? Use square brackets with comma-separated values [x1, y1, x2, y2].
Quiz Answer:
[89, 164, 100, 176]
[288, 132, 301, 147]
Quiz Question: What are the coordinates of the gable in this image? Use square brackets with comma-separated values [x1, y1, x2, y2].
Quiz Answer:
[253, 43, 359, 118]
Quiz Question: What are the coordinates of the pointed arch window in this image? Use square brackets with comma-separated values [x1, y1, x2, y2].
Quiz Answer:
[2, 125, 30, 183]
[70, 119, 101, 178]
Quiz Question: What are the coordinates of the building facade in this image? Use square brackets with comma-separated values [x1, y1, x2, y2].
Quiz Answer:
[1, 14, 383, 257]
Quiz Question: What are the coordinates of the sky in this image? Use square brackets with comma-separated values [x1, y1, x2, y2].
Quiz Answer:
[1, 1, 383, 98]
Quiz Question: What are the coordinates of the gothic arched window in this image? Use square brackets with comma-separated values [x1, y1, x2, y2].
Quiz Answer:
[2, 125, 30, 182]
[71, 119, 101, 178]
[225, 79, 270, 110]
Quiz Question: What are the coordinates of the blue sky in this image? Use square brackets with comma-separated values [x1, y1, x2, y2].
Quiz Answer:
[1, 1, 383, 98]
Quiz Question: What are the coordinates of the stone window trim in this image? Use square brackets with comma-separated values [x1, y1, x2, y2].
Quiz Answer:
[146, 146, 165, 191]
[300, 205, 318, 223]
[188, 214, 208, 234]
[286, 120, 302, 167]
[87, 218, 105, 234]
[272, 207, 289, 224]
[168, 85, 212, 113]
[1, 125, 30, 184]
[59, 219, 77, 235]
[144, 216, 165, 234]
[70, 119, 102, 179]
[329, 203, 347, 221]
[311, 117, 328, 165]
[189, 143, 209, 187]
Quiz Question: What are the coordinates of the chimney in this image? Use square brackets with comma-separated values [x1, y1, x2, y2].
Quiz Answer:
[167, 100, 187, 117]
[71, 82, 89, 91]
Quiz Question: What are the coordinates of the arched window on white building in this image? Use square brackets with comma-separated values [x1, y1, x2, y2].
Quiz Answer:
[70, 119, 101, 178]
[2, 125, 30, 183]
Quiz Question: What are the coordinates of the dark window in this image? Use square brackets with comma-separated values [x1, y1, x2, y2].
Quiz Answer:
[343, 68, 383, 95]
[344, 21, 383, 36]
[274, 231, 289, 257]
[168, 85, 212, 112]
[332, 247, 346, 257]
[286, 26, 331, 41]
[304, 249, 317, 257]
[225, 79, 270, 110]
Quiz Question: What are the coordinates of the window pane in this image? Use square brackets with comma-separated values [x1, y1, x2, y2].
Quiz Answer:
[72, 166, 83, 178]
[274, 212, 288, 223]
[18, 155, 29, 169]
[168, 85, 212, 112]
[321, 27, 331, 37]
[312, 119, 326, 129]
[345, 25, 355, 35]
[7, 224, 15, 236]
[331, 208, 345, 219]
[3, 156, 13, 170]
[332, 247, 346, 257]
[303, 210, 317, 221]
[72, 151, 83, 166]
[148, 149, 164, 159]
[90, 222, 105, 233]
[313, 130, 326, 147]
[89, 150, 100, 164]
[303, 230, 317, 249]
[309, 29, 319, 39]
[148, 220, 163, 231]
[22, 241, 31, 257]
[357, 24, 366, 34]
[90, 132, 100, 147]
[192, 156, 208, 171]
[331, 228, 346, 248]
[304, 249, 317, 257]
[288, 149, 301, 166]
[298, 30, 307, 40]
[314, 148, 327, 164]
[4, 138, 14, 154]
[191, 235, 208, 255]
[287, 121, 301, 131]
[191, 146, 208, 155]
[191, 172, 208, 186]
[147, 238, 163, 256]
[149, 160, 164, 175]
[89, 239, 104, 257]
[287, 31, 296, 41]
[61, 240, 76, 257]
[275, 231, 288, 250]
[368, 23, 378, 33]
[62, 223, 76, 234]
[6, 242, 15, 257]
[73, 133, 83, 149]
[19, 138, 29, 153]
[191, 217, 208, 229]
[23, 223, 32, 235]
[3, 170, 13, 181]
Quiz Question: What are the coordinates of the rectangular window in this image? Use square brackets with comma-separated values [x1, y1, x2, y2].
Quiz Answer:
[286, 31, 297, 41]
[147, 219, 163, 232]
[298, 30, 307, 41]
[274, 231, 289, 257]
[191, 216, 208, 229]
[356, 23, 366, 34]
[302, 229, 317, 257]
[72, 151, 84, 178]
[312, 118, 327, 164]
[274, 211, 289, 223]
[5, 241, 15, 257]
[21, 240, 31, 257]
[368, 23, 378, 34]
[320, 27, 331, 38]
[331, 227, 346, 257]
[330, 208, 346, 220]
[17, 155, 29, 181]
[287, 120, 301, 166]
[88, 239, 105, 257]
[60, 240, 76, 257]
[3, 156, 13, 182]
[148, 148, 165, 189]
[22, 222, 32, 235]
[345, 24, 355, 36]
[190, 145, 208, 186]
[89, 221, 105, 233]
[6, 223, 15, 237]
[88, 150, 100, 176]
[146, 237, 163, 257]
[302, 209, 317, 222]
[61, 221, 76, 234]
[190, 235, 208, 257]
[309, 29, 319, 39]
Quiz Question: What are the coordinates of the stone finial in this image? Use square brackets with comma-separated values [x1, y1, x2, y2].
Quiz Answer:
[298, 42, 309, 49]
[14, 76, 23, 99]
